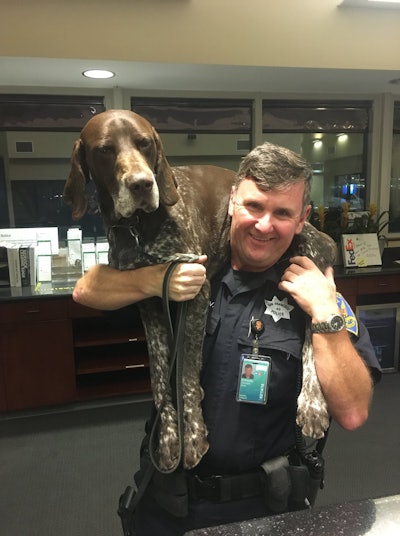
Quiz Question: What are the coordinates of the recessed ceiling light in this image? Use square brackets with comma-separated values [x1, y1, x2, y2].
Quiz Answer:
[82, 69, 115, 79]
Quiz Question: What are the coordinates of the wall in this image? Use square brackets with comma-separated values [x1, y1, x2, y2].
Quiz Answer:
[1, 1, 400, 71]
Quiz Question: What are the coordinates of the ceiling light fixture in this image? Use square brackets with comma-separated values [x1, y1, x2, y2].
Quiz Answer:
[340, 0, 400, 7]
[312, 139, 323, 149]
[82, 69, 115, 79]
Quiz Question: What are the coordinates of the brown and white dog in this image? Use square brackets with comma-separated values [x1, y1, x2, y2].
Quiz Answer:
[63, 109, 334, 471]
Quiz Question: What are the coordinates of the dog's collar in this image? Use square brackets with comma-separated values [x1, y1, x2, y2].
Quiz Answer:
[109, 218, 167, 265]
[110, 223, 141, 248]
[110, 214, 142, 247]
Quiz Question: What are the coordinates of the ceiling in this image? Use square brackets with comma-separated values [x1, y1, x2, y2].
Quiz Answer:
[1, 57, 400, 96]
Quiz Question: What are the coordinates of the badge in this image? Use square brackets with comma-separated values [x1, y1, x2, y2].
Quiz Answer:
[248, 317, 265, 354]
[236, 354, 271, 405]
[336, 292, 358, 336]
[264, 296, 294, 322]
[250, 317, 265, 337]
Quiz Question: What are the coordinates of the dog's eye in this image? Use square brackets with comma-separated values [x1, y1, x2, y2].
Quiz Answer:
[137, 137, 152, 151]
[98, 145, 114, 155]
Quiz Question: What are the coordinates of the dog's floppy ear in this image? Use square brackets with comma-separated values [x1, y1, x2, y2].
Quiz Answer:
[152, 127, 179, 206]
[63, 139, 90, 220]
[292, 221, 337, 271]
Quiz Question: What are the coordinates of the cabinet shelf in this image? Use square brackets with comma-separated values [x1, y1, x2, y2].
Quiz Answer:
[74, 327, 146, 347]
[76, 343, 149, 375]
[76, 368, 151, 401]
[71, 305, 152, 401]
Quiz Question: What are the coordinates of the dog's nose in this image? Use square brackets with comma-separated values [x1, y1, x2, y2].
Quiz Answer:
[126, 177, 154, 194]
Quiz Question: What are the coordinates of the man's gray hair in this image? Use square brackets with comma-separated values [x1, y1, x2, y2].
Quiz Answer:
[236, 142, 313, 212]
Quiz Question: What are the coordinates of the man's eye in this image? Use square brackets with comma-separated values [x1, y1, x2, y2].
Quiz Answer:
[246, 203, 263, 213]
[275, 209, 291, 218]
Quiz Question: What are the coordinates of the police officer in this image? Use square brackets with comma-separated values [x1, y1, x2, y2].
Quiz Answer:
[73, 142, 381, 535]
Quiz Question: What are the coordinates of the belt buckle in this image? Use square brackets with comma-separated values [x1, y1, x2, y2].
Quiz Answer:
[195, 474, 223, 501]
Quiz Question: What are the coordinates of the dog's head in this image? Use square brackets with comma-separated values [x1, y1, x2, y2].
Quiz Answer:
[63, 109, 179, 224]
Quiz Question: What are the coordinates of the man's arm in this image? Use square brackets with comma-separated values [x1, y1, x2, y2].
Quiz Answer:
[279, 255, 373, 431]
[73, 255, 208, 311]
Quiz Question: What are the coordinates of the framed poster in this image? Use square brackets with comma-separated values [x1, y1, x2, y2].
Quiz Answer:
[341, 233, 382, 268]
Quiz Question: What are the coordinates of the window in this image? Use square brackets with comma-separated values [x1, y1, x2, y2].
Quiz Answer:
[389, 102, 400, 232]
[131, 98, 253, 170]
[11, 180, 105, 242]
[0, 158, 9, 227]
[262, 101, 371, 213]
[0, 94, 105, 131]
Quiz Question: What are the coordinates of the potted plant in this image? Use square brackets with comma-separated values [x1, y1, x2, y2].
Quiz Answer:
[309, 203, 391, 260]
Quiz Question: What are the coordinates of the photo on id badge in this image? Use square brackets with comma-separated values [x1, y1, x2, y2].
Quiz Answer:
[236, 354, 271, 404]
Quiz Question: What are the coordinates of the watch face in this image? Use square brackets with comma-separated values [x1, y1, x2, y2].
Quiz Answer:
[331, 315, 345, 331]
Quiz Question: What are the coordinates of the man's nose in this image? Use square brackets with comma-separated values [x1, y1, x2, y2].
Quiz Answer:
[255, 212, 274, 232]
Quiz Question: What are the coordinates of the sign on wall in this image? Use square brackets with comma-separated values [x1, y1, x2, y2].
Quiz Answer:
[341, 233, 382, 268]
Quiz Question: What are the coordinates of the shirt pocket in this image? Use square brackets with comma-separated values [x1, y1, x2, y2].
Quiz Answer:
[237, 315, 304, 360]
[205, 308, 220, 337]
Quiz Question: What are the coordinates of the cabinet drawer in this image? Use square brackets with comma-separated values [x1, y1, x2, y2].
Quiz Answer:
[0, 298, 68, 324]
[357, 275, 400, 295]
[69, 299, 104, 319]
[335, 278, 356, 297]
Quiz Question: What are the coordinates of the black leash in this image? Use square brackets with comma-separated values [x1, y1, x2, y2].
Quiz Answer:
[118, 260, 189, 535]
[148, 260, 188, 474]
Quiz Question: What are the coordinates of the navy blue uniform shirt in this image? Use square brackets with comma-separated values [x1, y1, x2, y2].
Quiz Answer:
[197, 260, 381, 476]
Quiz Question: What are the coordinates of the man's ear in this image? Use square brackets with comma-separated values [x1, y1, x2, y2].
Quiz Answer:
[296, 204, 312, 234]
[228, 187, 236, 217]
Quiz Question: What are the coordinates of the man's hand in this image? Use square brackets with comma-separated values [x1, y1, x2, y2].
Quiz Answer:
[278, 256, 339, 320]
[159, 255, 208, 301]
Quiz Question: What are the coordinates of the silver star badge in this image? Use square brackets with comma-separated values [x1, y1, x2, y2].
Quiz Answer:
[264, 296, 294, 322]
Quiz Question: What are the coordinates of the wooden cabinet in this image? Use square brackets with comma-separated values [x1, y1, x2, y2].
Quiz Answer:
[357, 274, 400, 296]
[0, 342, 6, 412]
[0, 299, 76, 411]
[0, 297, 151, 412]
[69, 301, 151, 401]
[336, 272, 400, 311]
[335, 271, 400, 372]
[335, 277, 357, 311]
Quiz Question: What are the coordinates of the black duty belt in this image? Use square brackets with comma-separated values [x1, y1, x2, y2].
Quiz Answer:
[187, 470, 265, 502]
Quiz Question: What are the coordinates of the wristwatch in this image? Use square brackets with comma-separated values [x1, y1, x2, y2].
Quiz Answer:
[311, 314, 345, 334]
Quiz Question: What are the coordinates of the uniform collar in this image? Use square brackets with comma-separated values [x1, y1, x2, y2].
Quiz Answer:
[220, 254, 289, 296]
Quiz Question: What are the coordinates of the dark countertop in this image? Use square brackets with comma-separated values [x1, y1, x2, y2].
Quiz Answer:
[1, 261, 400, 303]
[0, 280, 77, 302]
[184, 494, 400, 536]
[334, 262, 400, 279]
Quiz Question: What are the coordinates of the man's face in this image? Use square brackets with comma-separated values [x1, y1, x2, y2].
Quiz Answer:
[244, 366, 253, 378]
[228, 178, 310, 272]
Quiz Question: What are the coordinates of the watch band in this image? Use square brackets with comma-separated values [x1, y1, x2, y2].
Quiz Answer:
[311, 314, 345, 334]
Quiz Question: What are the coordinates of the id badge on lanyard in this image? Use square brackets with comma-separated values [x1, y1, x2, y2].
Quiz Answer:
[236, 353, 271, 405]
[236, 318, 271, 405]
